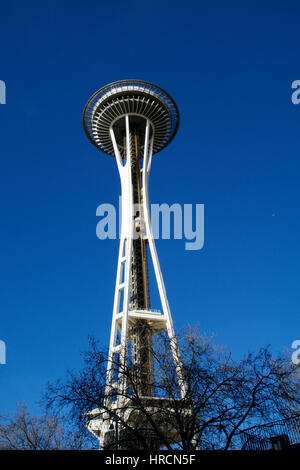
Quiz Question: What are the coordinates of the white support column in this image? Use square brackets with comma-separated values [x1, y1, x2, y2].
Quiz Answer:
[105, 115, 134, 407]
[104, 115, 186, 416]
[118, 115, 134, 397]
[141, 119, 187, 398]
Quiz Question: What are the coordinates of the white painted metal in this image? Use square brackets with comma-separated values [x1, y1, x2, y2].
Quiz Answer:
[104, 116, 186, 415]
[141, 120, 187, 398]
[83, 81, 186, 449]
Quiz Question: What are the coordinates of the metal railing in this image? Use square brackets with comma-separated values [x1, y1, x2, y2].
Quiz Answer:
[241, 415, 300, 450]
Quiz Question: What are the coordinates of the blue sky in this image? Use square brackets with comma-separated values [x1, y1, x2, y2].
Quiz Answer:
[0, 0, 299, 415]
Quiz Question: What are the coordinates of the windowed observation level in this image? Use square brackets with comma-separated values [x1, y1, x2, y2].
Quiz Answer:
[83, 79, 179, 156]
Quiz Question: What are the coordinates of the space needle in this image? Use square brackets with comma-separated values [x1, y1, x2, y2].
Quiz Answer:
[83, 80, 186, 449]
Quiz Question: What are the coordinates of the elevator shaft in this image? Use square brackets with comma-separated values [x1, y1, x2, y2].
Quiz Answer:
[130, 129, 149, 310]
[129, 128, 153, 397]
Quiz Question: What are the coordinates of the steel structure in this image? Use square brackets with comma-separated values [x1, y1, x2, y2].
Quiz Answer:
[83, 80, 186, 449]
[241, 416, 300, 450]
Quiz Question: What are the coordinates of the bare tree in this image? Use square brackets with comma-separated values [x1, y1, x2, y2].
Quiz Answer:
[43, 328, 300, 450]
[0, 403, 84, 450]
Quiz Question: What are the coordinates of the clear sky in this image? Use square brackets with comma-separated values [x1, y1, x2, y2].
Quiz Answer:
[0, 0, 299, 415]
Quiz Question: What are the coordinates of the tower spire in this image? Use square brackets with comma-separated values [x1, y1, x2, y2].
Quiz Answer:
[83, 80, 186, 449]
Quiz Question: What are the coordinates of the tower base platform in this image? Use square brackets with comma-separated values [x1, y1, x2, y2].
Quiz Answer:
[86, 396, 192, 450]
